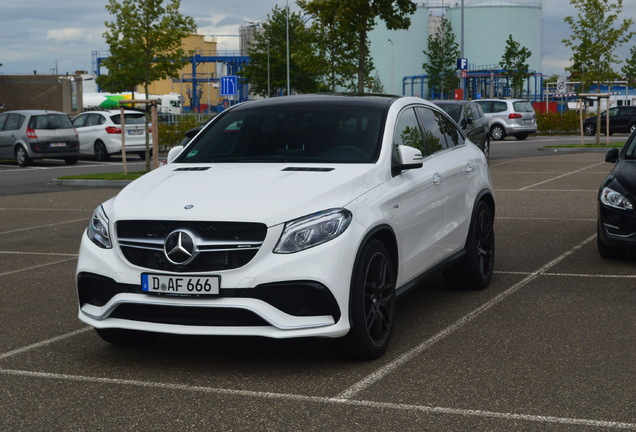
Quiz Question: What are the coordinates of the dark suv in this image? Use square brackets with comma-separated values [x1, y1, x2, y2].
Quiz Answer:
[433, 100, 490, 158]
[584, 106, 636, 136]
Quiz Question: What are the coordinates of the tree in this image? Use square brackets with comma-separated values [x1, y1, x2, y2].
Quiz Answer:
[240, 6, 326, 97]
[98, 0, 196, 169]
[500, 35, 532, 98]
[563, 0, 634, 144]
[422, 17, 460, 99]
[622, 46, 636, 87]
[563, 0, 633, 90]
[298, 1, 361, 92]
[301, 0, 416, 93]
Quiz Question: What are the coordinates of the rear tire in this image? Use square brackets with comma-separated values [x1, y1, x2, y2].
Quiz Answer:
[64, 156, 79, 165]
[444, 200, 495, 290]
[515, 133, 528, 141]
[94, 141, 109, 161]
[15, 145, 31, 167]
[346, 239, 396, 360]
[584, 123, 595, 136]
[95, 328, 155, 346]
[490, 124, 506, 141]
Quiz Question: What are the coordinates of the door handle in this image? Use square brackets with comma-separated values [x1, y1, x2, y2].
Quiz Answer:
[464, 164, 474, 174]
[433, 173, 444, 184]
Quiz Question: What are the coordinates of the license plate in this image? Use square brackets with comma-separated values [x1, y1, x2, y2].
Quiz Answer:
[50, 142, 66, 148]
[141, 274, 220, 295]
[127, 130, 143, 135]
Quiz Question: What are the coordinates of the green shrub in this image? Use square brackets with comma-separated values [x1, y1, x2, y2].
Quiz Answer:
[157, 117, 202, 151]
[536, 111, 583, 135]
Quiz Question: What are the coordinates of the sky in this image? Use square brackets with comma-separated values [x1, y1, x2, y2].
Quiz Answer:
[1, 0, 635, 78]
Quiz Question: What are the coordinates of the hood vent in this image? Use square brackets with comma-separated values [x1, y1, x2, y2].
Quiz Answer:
[282, 167, 334, 172]
[174, 167, 210, 172]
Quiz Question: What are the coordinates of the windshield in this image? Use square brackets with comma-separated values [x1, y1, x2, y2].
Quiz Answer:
[624, 132, 636, 160]
[177, 104, 384, 164]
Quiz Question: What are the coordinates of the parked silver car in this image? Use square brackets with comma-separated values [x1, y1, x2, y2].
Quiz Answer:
[0, 110, 79, 167]
[475, 98, 537, 141]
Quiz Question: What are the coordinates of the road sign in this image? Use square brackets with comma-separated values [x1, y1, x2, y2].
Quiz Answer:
[221, 76, 238, 96]
[457, 58, 468, 71]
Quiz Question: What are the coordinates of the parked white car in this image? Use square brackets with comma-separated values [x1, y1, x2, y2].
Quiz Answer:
[72, 110, 151, 160]
[76, 95, 495, 359]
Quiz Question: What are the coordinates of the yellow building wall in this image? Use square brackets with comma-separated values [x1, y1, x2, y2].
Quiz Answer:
[147, 34, 220, 112]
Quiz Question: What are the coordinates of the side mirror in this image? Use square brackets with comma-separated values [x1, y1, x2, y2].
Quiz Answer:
[605, 147, 619, 163]
[393, 145, 423, 175]
[167, 145, 184, 164]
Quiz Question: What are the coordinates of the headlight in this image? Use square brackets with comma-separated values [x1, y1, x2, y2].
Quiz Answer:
[274, 209, 352, 254]
[87, 205, 112, 249]
[600, 187, 633, 211]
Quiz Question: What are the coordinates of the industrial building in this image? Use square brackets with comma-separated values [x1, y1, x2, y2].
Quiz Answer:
[369, 0, 543, 100]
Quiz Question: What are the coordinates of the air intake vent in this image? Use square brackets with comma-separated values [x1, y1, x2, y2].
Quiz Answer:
[174, 167, 210, 171]
[282, 167, 334, 172]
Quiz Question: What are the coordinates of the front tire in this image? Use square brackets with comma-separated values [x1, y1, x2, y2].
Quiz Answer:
[584, 123, 595, 136]
[346, 239, 396, 360]
[490, 124, 506, 141]
[444, 200, 495, 290]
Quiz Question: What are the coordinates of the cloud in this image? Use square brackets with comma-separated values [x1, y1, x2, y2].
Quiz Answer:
[47, 28, 100, 43]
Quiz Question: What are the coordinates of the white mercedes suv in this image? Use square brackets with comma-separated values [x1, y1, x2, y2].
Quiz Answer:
[76, 94, 495, 359]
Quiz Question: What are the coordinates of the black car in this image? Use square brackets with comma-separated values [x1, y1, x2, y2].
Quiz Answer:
[433, 100, 490, 158]
[584, 106, 636, 136]
[597, 132, 636, 258]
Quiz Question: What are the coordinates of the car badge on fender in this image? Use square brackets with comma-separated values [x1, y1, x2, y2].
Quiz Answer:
[164, 230, 197, 265]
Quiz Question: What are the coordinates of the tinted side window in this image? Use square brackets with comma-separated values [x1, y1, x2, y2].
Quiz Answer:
[471, 103, 484, 119]
[412, 107, 445, 156]
[4, 114, 24, 131]
[73, 114, 88, 127]
[493, 102, 508, 112]
[394, 108, 425, 155]
[436, 112, 465, 148]
[476, 101, 491, 113]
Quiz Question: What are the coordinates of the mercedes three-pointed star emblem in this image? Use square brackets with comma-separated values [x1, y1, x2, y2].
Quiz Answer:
[164, 230, 197, 265]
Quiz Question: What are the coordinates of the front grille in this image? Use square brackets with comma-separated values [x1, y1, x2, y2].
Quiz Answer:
[116, 220, 267, 272]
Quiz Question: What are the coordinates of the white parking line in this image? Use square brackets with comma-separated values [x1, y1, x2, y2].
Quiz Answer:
[0, 328, 90, 361]
[0, 257, 77, 278]
[335, 234, 596, 401]
[0, 368, 634, 429]
[0, 218, 88, 236]
[519, 162, 606, 190]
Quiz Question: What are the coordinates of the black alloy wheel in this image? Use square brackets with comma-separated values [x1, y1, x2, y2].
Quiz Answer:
[347, 239, 396, 360]
[94, 141, 109, 161]
[444, 200, 495, 290]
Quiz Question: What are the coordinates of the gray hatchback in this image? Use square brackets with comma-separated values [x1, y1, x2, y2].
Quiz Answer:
[0, 110, 80, 167]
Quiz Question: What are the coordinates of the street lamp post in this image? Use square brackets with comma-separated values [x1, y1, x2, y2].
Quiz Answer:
[388, 39, 394, 95]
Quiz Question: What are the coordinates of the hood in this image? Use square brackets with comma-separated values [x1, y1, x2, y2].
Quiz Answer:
[109, 163, 384, 226]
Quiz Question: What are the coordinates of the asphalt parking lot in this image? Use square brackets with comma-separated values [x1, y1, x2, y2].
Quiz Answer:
[0, 140, 634, 431]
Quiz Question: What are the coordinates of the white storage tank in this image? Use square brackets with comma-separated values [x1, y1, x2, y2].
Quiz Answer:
[445, 0, 542, 72]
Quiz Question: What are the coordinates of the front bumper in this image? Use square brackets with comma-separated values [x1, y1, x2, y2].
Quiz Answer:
[76, 222, 360, 339]
[598, 203, 636, 249]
